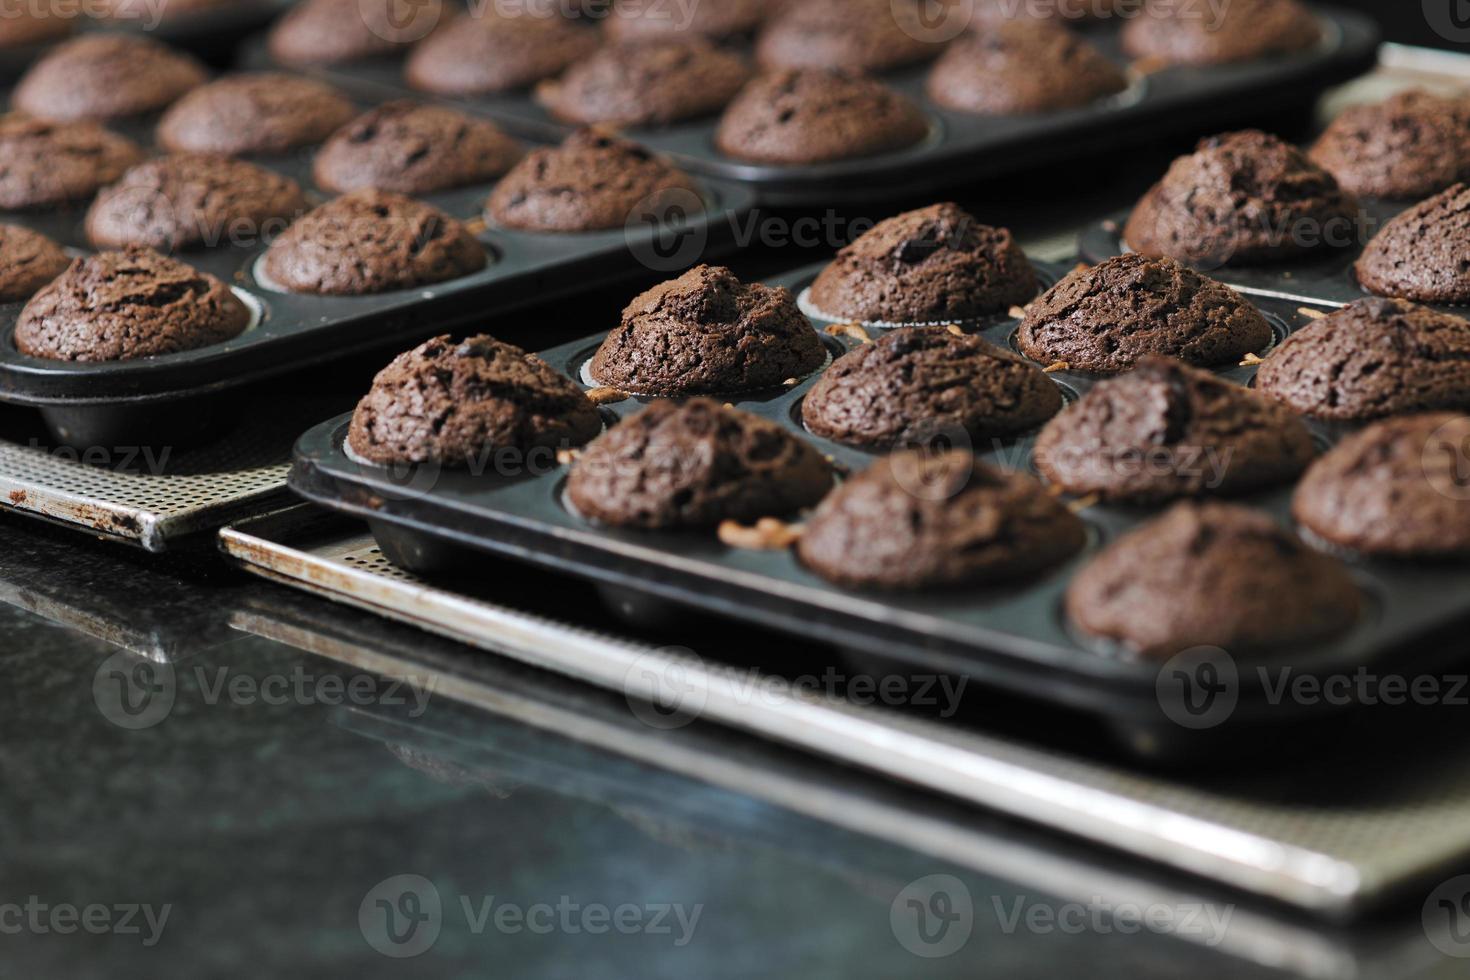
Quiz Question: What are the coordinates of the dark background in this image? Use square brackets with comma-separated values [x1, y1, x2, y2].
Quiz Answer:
[1334, 0, 1468, 50]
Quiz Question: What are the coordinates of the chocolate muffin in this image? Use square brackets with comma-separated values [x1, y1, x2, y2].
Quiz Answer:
[262, 189, 485, 295]
[566, 398, 834, 529]
[1066, 502, 1360, 659]
[1035, 356, 1314, 503]
[405, 10, 599, 96]
[0, 225, 70, 303]
[1355, 184, 1470, 305]
[1310, 90, 1470, 201]
[1124, 131, 1357, 267]
[798, 452, 1086, 590]
[0, 117, 143, 211]
[85, 153, 308, 252]
[1293, 413, 1470, 558]
[156, 73, 357, 157]
[0, 4, 72, 47]
[313, 101, 522, 195]
[1017, 254, 1273, 374]
[1121, 0, 1320, 67]
[536, 39, 752, 127]
[927, 19, 1128, 115]
[590, 264, 826, 395]
[603, 0, 770, 41]
[755, 0, 945, 73]
[715, 69, 929, 165]
[268, 0, 443, 65]
[802, 327, 1062, 450]
[485, 129, 701, 232]
[807, 203, 1036, 322]
[347, 334, 602, 466]
[15, 247, 249, 361]
[11, 35, 207, 123]
[1255, 298, 1470, 421]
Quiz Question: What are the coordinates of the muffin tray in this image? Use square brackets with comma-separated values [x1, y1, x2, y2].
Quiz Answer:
[271, 6, 1380, 204]
[0, 95, 757, 448]
[285, 260, 1470, 745]
[221, 505, 1470, 924]
[1075, 196, 1470, 316]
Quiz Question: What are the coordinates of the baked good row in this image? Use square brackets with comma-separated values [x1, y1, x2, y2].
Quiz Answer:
[257, 0, 1326, 164]
[331, 210, 1470, 664]
[1111, 86, 1470, 303]
[0, 0, 263, 50]
[5, 37, 711, 231]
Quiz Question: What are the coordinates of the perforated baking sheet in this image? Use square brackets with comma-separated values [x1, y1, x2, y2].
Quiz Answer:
[0, 392, 343, 550]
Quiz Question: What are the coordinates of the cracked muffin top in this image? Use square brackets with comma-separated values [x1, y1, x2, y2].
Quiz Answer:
[754, 0, 946, 74]
[0, 225, 71, 303]
[268, 0, 443, 65]
[1034, 355, 1314, 503]
[1121, 0, 1320, 66]
[802, 327, 1063, 450]
[12, 34, 207, 122]
[156, 73, 357, 157]
[85, 153, 309, 252]
[0, 116, 143, 211]
[1293, 413, 1470, 558]
[1255, 298, 1470, 421]
[590, 264, 827, 395]
[1016, 254, 1273, 374]
[405, 10, 599, 96]
[1066, 501, 1360, 659]
[566, 397, 834, 529]
[313, 101, 523, 195]
[1310, 90, 1470, 201]
[798, 451, 1086, 590]
[1355, 184, 1470, 305]
[1124, 130, 1357, 267]
[927, 19, 1128, 115]
[485, 129, 701, 232]
[262, 189, 486, 295]
[808, 203, 1036, 322]
[348, 334, 602, 466]
[15, 246, 249, 360]
[536, 39, 752, 127]
[715, 68, 929, 165]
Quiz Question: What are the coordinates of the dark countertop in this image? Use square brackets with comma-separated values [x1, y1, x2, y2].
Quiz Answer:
[0, 514, 1411, 980]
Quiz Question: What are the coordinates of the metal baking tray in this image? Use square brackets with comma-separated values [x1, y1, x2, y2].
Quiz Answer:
[269, 5, 1380, 204]
[0, 87, 756, 447]
[220, 503, 1470, 929]
[0, 381, 360, 550]
[282, 259, 1470, 743]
